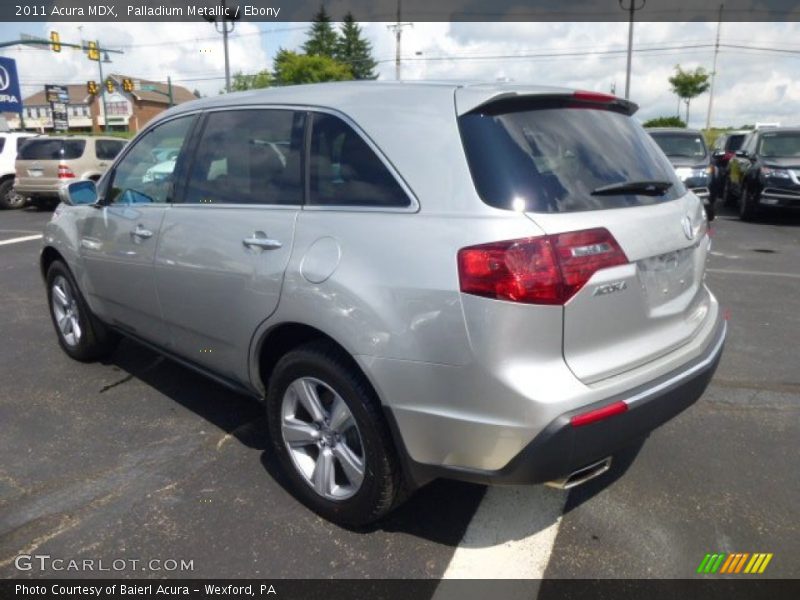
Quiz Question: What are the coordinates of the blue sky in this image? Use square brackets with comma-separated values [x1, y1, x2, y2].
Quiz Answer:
[1, 20, 799, 128]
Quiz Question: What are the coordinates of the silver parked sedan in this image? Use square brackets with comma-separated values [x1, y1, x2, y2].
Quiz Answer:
[42, 82, 725, 526]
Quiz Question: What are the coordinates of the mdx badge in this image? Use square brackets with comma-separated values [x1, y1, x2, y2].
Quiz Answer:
[593, 281, 627, 296]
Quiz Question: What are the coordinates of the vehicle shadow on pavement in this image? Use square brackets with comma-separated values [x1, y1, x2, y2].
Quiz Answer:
[714, 203, 800, 226]
[108, 339, 488, 546]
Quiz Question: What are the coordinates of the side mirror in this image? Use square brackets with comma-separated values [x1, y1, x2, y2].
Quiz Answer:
[712, 149, 724, 157]
[735, 150, 749, 158]
[59, 180, 98, 206]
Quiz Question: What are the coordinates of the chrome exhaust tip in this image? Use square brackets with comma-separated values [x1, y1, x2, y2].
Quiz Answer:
[545, 457, 612, 490]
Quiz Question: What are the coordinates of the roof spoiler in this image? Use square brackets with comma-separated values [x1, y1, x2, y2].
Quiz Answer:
[456, 88, 638, 117]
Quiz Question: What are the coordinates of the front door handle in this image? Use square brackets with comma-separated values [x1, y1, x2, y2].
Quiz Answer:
[243, 231, 282, 250]
[131, 224, 154, 240]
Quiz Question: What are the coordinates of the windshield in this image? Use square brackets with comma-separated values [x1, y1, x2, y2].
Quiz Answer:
[649, 132, 708, 159]
[725, 134, 746, 152]
[18, 139, 85, 160]
[758, 133, 800, 157]
[459, 102, 684, 213]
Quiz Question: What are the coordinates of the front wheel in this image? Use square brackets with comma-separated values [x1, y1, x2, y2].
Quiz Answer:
[738, 186, 760, 222]
[46, 261, 119, 361]
[266, 341, 404, 527]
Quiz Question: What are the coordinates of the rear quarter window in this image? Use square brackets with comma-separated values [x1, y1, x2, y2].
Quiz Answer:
[459, 102, 683, 213]
[95, 139, 125, 160]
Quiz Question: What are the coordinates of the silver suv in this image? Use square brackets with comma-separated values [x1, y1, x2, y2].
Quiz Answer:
[43, 82, 726, 526]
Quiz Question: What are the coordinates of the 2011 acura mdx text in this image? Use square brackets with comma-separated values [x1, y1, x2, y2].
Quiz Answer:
[41, 82, 726, 526]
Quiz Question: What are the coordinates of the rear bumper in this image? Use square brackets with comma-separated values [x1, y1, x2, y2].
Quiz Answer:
[391, 318, 726, 488]
[13, 180, 62, 197]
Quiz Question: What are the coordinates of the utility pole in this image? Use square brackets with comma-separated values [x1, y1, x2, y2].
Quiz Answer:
[619, 0, 645, 100]
[203, 0, 237, 93]
[387, 0, 413, 80]
[705, 4, 724, 130]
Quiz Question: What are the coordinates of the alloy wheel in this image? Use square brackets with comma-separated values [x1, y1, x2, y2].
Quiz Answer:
[280, 377, 366, 501]
[51, 275, 82, 347]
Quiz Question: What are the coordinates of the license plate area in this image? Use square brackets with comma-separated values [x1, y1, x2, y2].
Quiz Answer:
[637, 244, 697, 307]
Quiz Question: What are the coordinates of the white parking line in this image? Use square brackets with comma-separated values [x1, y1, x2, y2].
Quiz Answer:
[0, 234, 42, 246]
[439, 485, 567, 580]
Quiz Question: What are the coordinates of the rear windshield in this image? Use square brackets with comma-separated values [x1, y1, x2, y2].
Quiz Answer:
[18, 139, 86, 160]
[758, 132, 800, 157]
[459, 102, 683, 213]
[725, 134, 746, 152]
[649, 132, 708, 160]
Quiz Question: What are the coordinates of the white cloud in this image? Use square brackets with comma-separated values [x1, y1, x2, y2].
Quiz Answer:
[2, 20, 799, 128]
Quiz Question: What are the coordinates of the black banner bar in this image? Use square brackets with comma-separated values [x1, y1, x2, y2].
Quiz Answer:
[3, 579, 800, 600]
[2, 0, 800, 23]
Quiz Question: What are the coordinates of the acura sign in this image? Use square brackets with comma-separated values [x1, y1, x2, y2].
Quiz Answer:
[0, 57, 23, 114]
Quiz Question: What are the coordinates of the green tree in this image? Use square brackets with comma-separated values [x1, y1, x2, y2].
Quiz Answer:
[336, 13, 377, 80]
[668, 65, 711, 126]
[302, 6, 338, 58]
[273, 50, 354, 85]
[643, 116, 686, 128]
[230, 70, 273, 91]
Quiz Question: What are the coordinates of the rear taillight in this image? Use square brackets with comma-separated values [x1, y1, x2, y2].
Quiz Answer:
[457, 228, 628, 305]
[58, 164, 75, 179]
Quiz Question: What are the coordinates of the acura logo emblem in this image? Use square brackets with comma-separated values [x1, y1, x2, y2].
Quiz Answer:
[0, 66, 9, 91]
[681, 215, 694, 240]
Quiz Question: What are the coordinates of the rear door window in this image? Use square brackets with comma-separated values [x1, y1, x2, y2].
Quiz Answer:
[184, 109, 305, 206]
[308, 112, 410, 208]
[459, 100, 683, 213]
[18, 139, 86, 160]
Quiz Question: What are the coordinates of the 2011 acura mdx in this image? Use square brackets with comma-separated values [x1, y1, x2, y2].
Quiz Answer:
[42, 82, 726, 526]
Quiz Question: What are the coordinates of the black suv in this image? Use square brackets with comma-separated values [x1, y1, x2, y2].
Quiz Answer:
[710, 130, 748, 203]
[648, 128, 714, 219]
[725, 127, 800, 221]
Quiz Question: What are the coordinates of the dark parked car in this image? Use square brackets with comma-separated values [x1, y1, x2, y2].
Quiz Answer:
[648, 128, 715, 219]
[725, 127, 800, 221]
[710, 130, 748, 203]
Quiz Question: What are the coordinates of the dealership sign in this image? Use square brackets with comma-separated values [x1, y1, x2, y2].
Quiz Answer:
[0, 57, 22, 114]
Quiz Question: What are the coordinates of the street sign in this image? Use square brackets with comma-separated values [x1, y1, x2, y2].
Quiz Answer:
[45, 84, 69, 132]
[19, 33, 50, 50]
[0, 57, 23, 114]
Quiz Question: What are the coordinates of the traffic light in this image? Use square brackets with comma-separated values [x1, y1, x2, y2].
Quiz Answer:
[122, 78, 133, 93]
[105, 78, 115, 93]
[87, 80, 98, 95]
[87, 41, 100, 61]
[50, 31, 61, 53]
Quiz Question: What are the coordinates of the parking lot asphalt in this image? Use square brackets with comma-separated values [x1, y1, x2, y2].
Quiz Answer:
[0, 204, 798, 583]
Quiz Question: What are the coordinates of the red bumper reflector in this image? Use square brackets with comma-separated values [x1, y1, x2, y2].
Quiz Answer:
[570, 400, 628, 427]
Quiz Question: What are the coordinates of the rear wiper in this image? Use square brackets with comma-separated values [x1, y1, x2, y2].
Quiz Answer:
[591, 180, 673, 196]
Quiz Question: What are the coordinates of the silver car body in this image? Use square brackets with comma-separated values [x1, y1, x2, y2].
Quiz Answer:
[42, 82, 725, 480]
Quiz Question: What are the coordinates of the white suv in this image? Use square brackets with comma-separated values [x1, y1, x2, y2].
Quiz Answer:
[0, 132, 38, 209]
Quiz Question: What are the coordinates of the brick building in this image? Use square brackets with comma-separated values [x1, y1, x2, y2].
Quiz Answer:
[4, 74, 197, 133]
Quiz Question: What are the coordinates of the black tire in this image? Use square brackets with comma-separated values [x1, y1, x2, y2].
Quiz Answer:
[266, 341, 404, 527]
[46, 260, 119, 362]
[722, 179, 736, 207]
[0, 178, 24, 210]
[738, 186, 759, 222]
[704, 200, 716, 222]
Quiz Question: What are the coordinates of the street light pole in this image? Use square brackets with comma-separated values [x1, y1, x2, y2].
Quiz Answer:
[619, 0, 645, 99]
[705, 4, 724, 130]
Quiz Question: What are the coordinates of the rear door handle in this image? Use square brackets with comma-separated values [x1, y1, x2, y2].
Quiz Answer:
[131, 224, 154, 240]
[243, 231, 282, 250]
